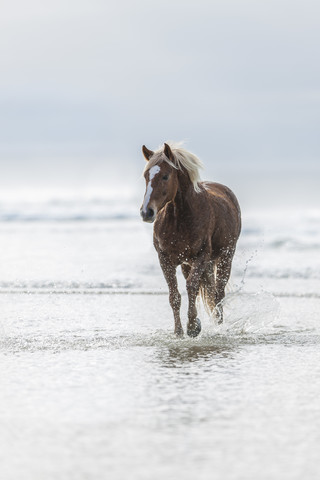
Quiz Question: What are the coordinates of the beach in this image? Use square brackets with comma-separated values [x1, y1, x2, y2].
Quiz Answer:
[1, 0, 320, 477]
[1, 204, 320, 479]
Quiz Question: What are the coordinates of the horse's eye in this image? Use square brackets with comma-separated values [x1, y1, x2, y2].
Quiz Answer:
[162, 175, 169, 181]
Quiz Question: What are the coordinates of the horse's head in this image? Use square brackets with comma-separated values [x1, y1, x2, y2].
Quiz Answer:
[140, 143, 178, 223]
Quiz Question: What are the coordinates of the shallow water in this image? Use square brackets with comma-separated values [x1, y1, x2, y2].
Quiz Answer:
[1, 209, 320, 479]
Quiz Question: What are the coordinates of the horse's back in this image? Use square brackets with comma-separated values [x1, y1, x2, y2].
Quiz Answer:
[203, 182, 240, 210]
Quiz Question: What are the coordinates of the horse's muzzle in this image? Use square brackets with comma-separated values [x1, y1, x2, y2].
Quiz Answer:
[140, 207, 155, 223]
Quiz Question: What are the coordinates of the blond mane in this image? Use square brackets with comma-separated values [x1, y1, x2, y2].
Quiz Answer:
[145, 142, 203, 193]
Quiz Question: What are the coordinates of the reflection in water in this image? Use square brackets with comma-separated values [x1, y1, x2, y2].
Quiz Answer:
[159, 342, 235, 367]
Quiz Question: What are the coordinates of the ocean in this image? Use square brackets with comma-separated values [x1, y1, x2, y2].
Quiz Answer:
[1, 195, 320, 479]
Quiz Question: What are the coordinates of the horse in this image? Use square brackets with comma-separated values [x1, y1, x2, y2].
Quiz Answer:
[140, 142, 241, 337]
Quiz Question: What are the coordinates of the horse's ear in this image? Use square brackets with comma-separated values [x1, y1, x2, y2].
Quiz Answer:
[142, 145, 154, 161]
[164, 143, 174, 162]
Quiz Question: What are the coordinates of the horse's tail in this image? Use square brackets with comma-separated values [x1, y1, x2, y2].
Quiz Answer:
[198, 265, 216, 317]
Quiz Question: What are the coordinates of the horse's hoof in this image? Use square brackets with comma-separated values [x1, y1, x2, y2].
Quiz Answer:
[187, 318, 201, 338]
[174, 328, 184, 337]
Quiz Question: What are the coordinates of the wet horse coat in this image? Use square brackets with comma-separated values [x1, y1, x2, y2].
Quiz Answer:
[141, 142, 241, 337]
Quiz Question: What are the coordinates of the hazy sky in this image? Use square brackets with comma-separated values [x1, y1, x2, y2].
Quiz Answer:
[0, 0, 319, 202]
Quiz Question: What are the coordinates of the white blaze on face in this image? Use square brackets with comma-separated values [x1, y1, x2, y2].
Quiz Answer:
[142, 165, 161, 214]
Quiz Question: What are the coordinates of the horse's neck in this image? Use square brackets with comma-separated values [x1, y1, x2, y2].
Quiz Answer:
[172, 171, 197, 218]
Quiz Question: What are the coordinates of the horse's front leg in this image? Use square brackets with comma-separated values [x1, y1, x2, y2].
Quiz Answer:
[186, 255, 208, 337]
[158, 253, 183, 336]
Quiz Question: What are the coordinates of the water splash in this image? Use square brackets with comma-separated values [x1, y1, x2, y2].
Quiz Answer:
[210, 290, 280, 335]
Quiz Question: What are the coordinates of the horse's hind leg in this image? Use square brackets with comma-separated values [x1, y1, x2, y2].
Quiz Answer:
[181, 264, 191, 280]
[199, 261, 216, 316]
[214, 251, 234, 324]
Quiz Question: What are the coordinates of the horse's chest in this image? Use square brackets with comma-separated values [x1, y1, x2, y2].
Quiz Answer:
[154, 228, 199, 264]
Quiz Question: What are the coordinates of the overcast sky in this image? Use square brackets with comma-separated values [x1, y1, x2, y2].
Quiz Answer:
[0, 0, 319, 202]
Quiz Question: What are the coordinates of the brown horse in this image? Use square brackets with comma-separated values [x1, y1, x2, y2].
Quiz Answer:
[140, 142, 241, 337]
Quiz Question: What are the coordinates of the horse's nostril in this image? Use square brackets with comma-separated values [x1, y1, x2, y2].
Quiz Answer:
[147, 208, 154, 218]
